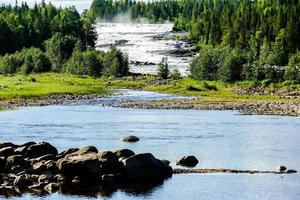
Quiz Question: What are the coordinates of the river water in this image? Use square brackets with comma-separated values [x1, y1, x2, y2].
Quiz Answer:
[0, 90, 300, 200]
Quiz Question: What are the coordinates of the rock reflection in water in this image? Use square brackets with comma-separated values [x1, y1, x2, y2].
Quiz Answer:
[0, 178, 167, 198]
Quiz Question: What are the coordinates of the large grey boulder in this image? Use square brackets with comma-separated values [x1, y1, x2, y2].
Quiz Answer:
[122, 153, 172, 179]
[57, 153, 101, 182]
[26, 142, 58, 158]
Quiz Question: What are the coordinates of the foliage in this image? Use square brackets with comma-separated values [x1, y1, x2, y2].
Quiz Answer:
[285, 52, 300, 83]
[218, 49, 248, 82]
[189, 47, 229, 81]
[170, 68, 181, 80]
[0, 48, 50, 75]
[157, 57, 169, 79]
[66, 48, 102, 76]
[44, 33, 78, 72]
[0, 3, 97, 56]
[102, 46, 129, 77]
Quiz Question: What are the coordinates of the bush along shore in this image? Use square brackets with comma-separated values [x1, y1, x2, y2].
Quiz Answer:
[0, 141, 297, 197]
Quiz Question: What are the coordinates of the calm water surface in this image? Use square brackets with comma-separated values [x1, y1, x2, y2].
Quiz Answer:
[0, 91, 299, 200]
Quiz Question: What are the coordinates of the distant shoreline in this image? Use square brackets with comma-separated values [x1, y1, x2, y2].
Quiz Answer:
[1, 92, 299, 117]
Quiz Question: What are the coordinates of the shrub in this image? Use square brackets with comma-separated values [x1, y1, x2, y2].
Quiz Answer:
[170, 68, 181, 80]
[157, 57, 169, 79]
[0, 54, 22, 74]
[189, 46, 229, 81]
[218, 49, 248, 82]
[19, 48, 51, 74]
[66, 48, 102, 76]
[44, 33, 78, 72]
[102, 46, 129, 77]
[284, 52, 300, 83]
[0, 48, 50, 74]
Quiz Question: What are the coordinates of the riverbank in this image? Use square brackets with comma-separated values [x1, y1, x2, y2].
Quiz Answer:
[0, 73, 299, 116]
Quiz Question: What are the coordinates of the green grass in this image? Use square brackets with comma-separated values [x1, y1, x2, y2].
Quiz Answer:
[0, 73, 109, 100]
[145, 78, 300, 103]
[0, 73, 299, 104]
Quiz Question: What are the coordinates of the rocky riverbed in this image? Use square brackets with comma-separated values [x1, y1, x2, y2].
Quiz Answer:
[118, 99, 300, 117]
[0, 94, 108, 109]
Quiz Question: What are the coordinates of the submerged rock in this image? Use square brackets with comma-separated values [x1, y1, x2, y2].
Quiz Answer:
[176, 156, 199, 167]
[121, 135, 140, 142]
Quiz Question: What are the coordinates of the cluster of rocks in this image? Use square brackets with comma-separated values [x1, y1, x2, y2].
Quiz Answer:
[0, 142, 172, 196]
[119, 99, 300, 117]
[0, 94, 107, 109]
[234, 88, 300, 99]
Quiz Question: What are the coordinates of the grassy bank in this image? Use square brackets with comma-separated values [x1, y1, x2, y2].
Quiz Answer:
[0, 73, 109, 101]
[0, 73, 299, 104]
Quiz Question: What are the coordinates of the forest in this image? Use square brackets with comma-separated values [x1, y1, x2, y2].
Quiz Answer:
[0, 2, 128, 77]
[90, 0, 300, 83]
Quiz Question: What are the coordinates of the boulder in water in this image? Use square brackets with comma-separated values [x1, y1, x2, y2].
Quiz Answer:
[122, 153, 172, 179]
[276, 165, 287, 173]
[121, 135, 140, 142]
[176, 156, 199, 167]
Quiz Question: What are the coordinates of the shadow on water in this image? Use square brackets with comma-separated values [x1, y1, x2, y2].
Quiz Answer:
[0, 177, 169, 198]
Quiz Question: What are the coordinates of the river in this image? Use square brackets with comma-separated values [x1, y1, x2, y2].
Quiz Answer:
[0, 90, 300, 200]
[1, 1, 299, 199]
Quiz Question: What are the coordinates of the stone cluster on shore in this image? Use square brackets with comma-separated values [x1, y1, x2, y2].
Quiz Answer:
[0, 142, 172, 196]
[0, 94, 107, 109]
[119, 99, 300, 116]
